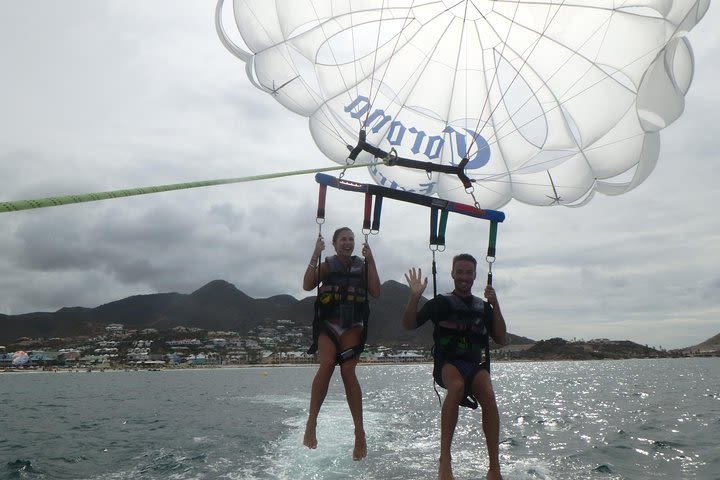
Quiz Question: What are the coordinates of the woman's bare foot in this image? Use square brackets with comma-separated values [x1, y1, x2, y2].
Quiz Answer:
[438, 455, 453, 480]
[352, 429, 367, 460]
[303, 420, 317, 449]
[486, 467, 503, 480]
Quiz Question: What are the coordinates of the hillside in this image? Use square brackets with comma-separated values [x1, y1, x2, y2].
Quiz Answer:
[1, 280, 716, 359]
[680, 333, 720, 354]
[0, 279, 531, 348]
[504, 337, 670, 361]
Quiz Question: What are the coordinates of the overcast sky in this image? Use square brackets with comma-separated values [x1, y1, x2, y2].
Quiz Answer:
[1, 1, 718, 349]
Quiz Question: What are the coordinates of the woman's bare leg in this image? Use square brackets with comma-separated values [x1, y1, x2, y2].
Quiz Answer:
[339, 327, 366, 460]
[304, 333, 336, 449]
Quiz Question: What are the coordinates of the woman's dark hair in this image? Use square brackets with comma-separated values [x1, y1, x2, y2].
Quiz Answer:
[332, 227, 354, 244]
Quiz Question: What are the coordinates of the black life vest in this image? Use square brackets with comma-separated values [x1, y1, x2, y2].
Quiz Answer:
[433, 293, 490, 363]
[307, 255, 369, 361]
[317, 255, 368, 311]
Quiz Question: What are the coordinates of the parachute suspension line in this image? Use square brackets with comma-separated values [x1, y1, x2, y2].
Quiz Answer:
[315, 0, 427, 141]
[339, 144, 359, 179]
[363, 0, 388, 126]
[466, 0, 559, 159]
[463, 1, 469, 143]
[464, 0, 525, 157]
[468, 0, 650, 166]
[0, 163, 373, 214]
[303, 2, 365, 145]
[432, 162, 598, 204]
[467, 3, 584, 164]
[482, 35, 654, 161]
[348, 5, 485, 201]
[467, 184, 483, 210]
[502, 8, 661, 140]
[462, 25, 651, 197]
[437, 0, 474, 208]
[364, 0, 418, 128]
[431, 249, 439, 298]
[443, 0, 471, 138]
[349, 0, 361, 107]
[307, 3, 355, 112]
[364, 1, 441, 134]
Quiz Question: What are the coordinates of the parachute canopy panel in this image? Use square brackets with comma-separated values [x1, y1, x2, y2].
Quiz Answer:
[218, 0, 709, 209]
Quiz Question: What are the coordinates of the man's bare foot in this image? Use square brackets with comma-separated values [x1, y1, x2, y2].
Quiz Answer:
[352, 429, 367, 460]
[487, 467, 503, 480]
[438, 455, 453, 480]
[303, 420, 317, 449]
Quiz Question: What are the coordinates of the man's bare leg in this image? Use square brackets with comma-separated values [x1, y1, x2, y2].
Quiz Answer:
[439, 364, 465, 480]
[473, 371, 503, 480]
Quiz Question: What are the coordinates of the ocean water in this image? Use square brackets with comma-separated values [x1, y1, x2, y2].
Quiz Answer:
[1, 358, 718, 480]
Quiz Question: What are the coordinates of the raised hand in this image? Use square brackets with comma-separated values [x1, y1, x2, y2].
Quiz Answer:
[404, 267, 428, 296]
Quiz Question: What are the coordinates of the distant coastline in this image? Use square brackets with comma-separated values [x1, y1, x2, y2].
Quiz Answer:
[2, 280, 717, 370]
[5, 354, 717, 376]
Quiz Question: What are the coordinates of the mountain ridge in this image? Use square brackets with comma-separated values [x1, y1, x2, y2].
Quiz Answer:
[0, 279, 533, 347]
[1, 279, 715, 353]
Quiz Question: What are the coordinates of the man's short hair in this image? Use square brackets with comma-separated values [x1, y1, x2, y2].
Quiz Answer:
[452, 253, 477, 270]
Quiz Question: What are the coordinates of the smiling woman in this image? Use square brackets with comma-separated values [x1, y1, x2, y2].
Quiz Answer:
[302, 225, 381, 460]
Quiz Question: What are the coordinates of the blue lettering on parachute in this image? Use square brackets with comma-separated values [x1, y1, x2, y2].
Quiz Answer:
[344, 96, 490, 169]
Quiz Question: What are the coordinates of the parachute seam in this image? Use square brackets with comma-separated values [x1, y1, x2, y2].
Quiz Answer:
[364, 0, 388, 126]
[307, 3, 362, 142]
[368, 5, 469, 141]
[351, 7, 465, 168]
[461, 3, 668, 205]
[466, 0, 561, 159]
[471, 3, 664, 148]
[223, 1, 702, 207]
[365, 2, 419, 129]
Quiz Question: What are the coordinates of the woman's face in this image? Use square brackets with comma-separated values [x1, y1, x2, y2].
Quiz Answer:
[333, 229, 355, 256]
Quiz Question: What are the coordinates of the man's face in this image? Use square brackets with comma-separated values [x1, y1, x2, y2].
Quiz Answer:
[451, 259, 476, 295]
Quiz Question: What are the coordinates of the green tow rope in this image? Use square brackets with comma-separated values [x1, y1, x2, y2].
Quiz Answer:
[0, 163, 371, 214]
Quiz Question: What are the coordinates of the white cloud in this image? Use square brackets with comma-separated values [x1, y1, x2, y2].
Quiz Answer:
[0, 1, 718, 349]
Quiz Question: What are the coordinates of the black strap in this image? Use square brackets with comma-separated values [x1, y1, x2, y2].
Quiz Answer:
[307, 243, 323, 355]
[347, 129, 473, 188]
[315, 173, 505, 223]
